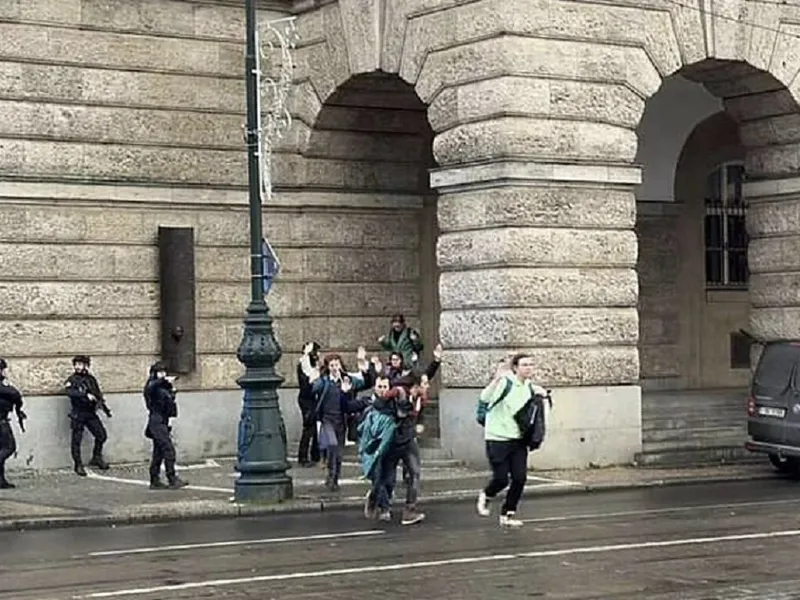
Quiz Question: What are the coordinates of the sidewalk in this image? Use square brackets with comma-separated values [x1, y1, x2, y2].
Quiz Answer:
[0, 456, 779, 531]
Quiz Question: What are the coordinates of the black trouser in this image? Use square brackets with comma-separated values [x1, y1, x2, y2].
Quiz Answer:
[0, 420, 16, 483]
[484, 439, 528, 515]
[70, 413, 107, 466]
[297, 409, 320, 464]
[147, 415, 176, 482]
[383, 439, 422, 508]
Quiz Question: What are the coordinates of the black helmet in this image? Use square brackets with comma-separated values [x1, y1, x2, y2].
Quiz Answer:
[149, 362, 167, 375]
[72, 355, 91, 367]
[0, 358, 7, 370]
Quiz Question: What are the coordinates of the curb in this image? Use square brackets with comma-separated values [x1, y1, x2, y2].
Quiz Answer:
[0, 470, 778, 532]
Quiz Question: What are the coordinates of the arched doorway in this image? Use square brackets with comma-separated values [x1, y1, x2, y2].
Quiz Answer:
[299, 70, 441, 437]
[635, 61, 798, 465]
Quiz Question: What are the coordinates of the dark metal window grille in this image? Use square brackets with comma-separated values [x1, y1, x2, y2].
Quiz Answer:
[704, 162, 748, 288]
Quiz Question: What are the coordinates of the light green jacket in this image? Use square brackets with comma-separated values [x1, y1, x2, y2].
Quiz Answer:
[480, 375, 535, 442]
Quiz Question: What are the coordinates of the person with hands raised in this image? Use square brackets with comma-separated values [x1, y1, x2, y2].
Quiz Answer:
[309, 346, 373, 491]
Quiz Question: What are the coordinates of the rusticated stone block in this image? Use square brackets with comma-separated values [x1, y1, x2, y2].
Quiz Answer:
[440, 346, 639, 388]
[725, 89, 796, 122]
[429, 77, 643, 133]
[740, 114, 800, 148]
[439, 307, 638, 348]
[1, 22, 242, 77]
[750, 272, 800, 309]
[0, 318, 158, 357]
[0, 100, 243, 149]
[0, 243, 153, 281]
[306, 129, 427, 162]
[0, 281, 158, 319]
[414, 35, 659, 104]
[0, 62, 245, 112]
[4, 353, 244, 396]
[747, 197, 800, 238]
[400, 0, 679, 89]
[751, 307, 800, 341]
[197, 281, 419, 319]
[439, 268, 638, 311]
[437, 228, 637, 270]
[437, 185, 635, 232]
[746, 144, 800, 179]
[432, 116, 637, 165]
[749, 236, 800, 273]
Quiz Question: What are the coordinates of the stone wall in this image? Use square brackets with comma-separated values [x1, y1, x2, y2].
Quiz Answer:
[636, 204, 681, 389]
[0, 0, 438, 401]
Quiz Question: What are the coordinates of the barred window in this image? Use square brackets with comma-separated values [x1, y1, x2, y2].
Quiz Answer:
[704, 163, 748, 288]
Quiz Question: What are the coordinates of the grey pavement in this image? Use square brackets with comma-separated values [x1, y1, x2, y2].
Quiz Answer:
[3, 479, 800, 599]
[0, 449, 785, 531]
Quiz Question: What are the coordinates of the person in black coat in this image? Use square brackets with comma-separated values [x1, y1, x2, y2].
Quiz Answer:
[0, 358, 25, 489]
[144, 362, 188, 490]
[297, 341, 321, 466]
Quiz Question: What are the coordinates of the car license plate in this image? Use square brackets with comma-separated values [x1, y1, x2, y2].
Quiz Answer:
[758, 406, 786, 418]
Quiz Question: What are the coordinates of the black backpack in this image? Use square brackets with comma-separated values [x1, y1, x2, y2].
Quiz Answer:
[514, 389, 552, 451]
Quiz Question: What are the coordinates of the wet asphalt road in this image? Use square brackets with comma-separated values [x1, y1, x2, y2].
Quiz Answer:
[2, 478, 800, 600]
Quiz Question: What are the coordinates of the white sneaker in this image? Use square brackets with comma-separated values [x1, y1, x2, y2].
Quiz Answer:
[500, 513, 524, 528]
[476, 491, 491, 517]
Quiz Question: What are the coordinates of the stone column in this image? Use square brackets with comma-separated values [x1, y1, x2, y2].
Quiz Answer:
[432, 161, 643, 469]
[745, 176, 800, 344]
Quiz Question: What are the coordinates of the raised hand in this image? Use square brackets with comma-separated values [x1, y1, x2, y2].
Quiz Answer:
[494, 358, 510, 379]
[370, 355, 383, 373]
[433, 343, 443, 361]
[377, 335, 386, 343]
[341, 377, 353, 393]
[357, 346, 367, 361]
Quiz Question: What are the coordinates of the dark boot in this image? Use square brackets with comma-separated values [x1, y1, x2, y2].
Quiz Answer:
[167, 476, 188, 489]
[89, 456, 110, 470]
[149, 478, 168, 490]
[74, 464, 87, 477]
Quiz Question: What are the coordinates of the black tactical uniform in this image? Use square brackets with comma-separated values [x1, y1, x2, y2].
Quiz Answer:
[65, 355, 111, 476]
[144, 363, 187, 490]
[0, 359, 25, 489]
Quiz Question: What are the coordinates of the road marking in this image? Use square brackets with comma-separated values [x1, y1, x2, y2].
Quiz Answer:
[83, 530, 385, 558]
[521, 497, 800, 524]
[175, 459, 220, 471]
[72, 528, 800, 598]
[86, 473, 231, 494]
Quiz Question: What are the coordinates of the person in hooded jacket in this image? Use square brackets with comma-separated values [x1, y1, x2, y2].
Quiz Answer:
[144, 362, 188, 490]
[378, 314, 424, 367]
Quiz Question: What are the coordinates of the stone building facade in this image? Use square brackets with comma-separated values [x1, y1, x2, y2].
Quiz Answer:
[4, 0, 800, 470]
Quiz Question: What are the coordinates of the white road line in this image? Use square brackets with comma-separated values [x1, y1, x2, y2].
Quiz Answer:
[521, 497, 800, 524]
[72, 528, 800, 599]
[83, 530, 385, 558]
[86, 473, 232, 494]
[175, 459, 220, 471]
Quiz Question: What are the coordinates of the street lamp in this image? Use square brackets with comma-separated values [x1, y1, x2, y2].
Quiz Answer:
[233, 1, 297, 503]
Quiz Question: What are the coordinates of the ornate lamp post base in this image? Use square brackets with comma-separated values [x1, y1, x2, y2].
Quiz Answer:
[234, 300, 293, 503]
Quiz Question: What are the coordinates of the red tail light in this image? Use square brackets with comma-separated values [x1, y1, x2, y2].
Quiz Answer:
[747, 396, 756, 416]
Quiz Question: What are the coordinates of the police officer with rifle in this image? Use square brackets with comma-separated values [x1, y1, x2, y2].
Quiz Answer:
[0, 358, 26, 489]
[144, 362, 188, 490]
[65, 355, 111, 476]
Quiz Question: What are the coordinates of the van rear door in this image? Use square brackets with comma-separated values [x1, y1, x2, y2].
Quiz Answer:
[749, 343, 800, 444]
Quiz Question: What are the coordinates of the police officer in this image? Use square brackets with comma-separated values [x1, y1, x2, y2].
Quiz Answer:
[144, 362, 187, 490]
[0, 359, 25, 489]
[65, 355, 111, 476]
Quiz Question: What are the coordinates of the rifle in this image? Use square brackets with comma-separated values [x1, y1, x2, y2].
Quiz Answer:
[95, 397, 113, 418]
[15, 408, 27, 433]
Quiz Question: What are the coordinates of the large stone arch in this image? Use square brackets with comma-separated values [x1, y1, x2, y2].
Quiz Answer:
[289, 0, 800, 468]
